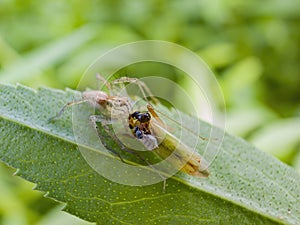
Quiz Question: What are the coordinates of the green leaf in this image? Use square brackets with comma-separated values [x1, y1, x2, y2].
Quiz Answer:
[0, 83, 299, 225]
[249, 118, 300, 161]
[0, 25, 96, 84]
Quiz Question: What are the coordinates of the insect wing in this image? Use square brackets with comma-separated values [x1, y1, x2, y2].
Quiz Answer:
[149, 110, 210, 177]
[138, 134, 158, 151]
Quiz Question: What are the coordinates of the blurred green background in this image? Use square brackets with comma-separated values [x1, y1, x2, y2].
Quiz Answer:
[0, 0, 299, 224]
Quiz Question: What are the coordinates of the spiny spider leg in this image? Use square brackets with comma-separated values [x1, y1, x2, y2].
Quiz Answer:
[89, 115, 126, 163]
[96, 73, 112, 90]
[95, 74, 132, 103]
[48, 99, 88, 122]
[112, 77, 159, 104]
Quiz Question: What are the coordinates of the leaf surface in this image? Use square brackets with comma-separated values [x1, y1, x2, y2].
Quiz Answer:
[0, 83, 299, 225]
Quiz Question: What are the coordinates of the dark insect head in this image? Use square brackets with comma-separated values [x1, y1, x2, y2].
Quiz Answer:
[136, 112, 151, 123]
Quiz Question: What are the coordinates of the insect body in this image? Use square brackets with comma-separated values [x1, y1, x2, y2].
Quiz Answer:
[127, 111, 159, 151]
[128, 111, 152, 138]
[129, 105, 210, 177]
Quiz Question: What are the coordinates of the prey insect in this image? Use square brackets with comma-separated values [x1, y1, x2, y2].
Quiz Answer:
[128, 105, 210, 178]
[110, 77, 210, 177]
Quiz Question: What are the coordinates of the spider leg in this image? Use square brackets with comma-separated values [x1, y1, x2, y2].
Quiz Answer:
[89, 115, 126, 163]
[112, 77, 160, 104]
[96, 73, 112, 90]
[48, 99, 88, 122]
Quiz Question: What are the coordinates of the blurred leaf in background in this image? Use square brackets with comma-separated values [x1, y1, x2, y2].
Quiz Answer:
[0, 0, 300, 224]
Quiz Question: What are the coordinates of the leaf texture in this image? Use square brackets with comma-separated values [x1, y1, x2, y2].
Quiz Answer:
[0, 83, 299, 225]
